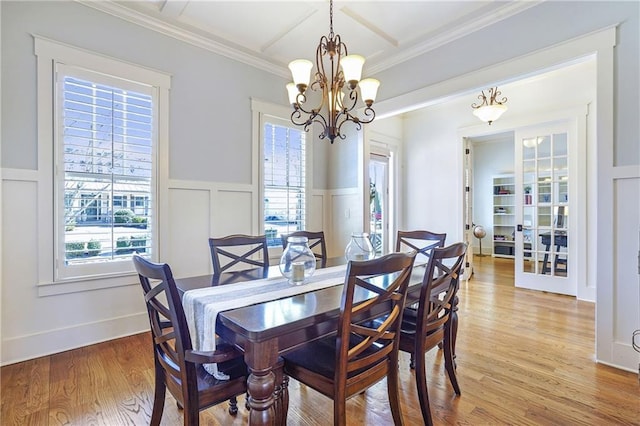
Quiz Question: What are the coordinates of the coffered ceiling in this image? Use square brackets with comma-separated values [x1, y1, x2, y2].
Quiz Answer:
[82, 1, 540, 77]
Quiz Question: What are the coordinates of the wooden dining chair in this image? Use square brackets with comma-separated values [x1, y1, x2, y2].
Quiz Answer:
[281, 230, 327, 267]
[208, 234, 269, 276]
[396, 230, 447, 367]
[396, 230, 446, 265]
[283, 251, 417, 426]
[398, 242, 467, 426]
[132, 255, 248, 426]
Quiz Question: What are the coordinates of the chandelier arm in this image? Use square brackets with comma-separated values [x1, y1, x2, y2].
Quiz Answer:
[317, 36, 328, 76]
[340, 105, 376, 128]
[494, 95, 508, 105]
[335, 112, 362, 138]
[293, 92, 315, 117]
[315, 37, 330, 116]
[313, 110, 328, 129]
[328, 35, 344, 133]
[354, 107, 376, 125]
[291, 109, 311, 127]
[489, 87, 508, 105]
[304, 116, 325, 135]
[471, 92, 488, 109]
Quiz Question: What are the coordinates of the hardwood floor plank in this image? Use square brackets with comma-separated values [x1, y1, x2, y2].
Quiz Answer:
[1, 257, 638, 425]
[0, 357, 50, 425]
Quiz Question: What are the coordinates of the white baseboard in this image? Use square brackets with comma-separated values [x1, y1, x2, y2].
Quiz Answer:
[1, 312, 149, 366]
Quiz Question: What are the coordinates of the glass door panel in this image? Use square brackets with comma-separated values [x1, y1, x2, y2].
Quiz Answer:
[515, 124, 575, 295]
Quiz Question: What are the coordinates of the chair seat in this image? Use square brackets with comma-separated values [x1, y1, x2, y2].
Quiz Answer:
[284, 334, 388, 380]
[196, 356, 248, 393]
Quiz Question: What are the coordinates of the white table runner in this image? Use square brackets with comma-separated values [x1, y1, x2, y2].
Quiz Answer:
[182, 265, 347, 377]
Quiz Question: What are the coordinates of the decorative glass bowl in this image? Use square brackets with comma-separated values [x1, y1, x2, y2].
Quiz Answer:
[279, 236, 316, 285]
[345, 232, 374, 261]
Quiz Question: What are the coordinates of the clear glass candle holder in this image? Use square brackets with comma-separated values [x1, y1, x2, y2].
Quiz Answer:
[279, 236, 316, 285]
[345, 232, 374, 261]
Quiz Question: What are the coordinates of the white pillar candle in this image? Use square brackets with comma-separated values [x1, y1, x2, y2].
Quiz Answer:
[292, 262, 305, 283]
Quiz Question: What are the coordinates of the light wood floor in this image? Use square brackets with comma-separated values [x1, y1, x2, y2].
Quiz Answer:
[2, 257, 639, 425]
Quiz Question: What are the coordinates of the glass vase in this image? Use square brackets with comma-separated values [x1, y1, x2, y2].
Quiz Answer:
[345, 232, 374, 261]
[279, 236, 316, 285]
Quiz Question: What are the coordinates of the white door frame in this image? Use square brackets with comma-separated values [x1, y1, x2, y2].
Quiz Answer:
[459, 105, 588, 291]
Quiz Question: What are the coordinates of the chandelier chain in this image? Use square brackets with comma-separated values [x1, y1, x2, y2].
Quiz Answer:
[329, 0, 334, 39]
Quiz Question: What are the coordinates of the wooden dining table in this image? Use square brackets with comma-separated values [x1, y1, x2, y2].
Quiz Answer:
[175, 258, 448, 426]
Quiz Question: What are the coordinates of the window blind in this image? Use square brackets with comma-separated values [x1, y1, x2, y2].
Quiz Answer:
[263, 122, 306, 246]
[61, 76, 154, 265]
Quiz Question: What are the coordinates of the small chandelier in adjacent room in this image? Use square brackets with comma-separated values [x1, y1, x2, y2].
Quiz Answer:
[286, 0, 380, 143]
[471, 87, 508, 125]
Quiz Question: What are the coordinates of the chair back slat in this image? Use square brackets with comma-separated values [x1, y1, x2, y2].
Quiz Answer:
[336, 252, 416, 385]
[416, 243, 467, 339]
[281, 231, 327, 265]
[133, 255, 194, 387]
[209, 234, 269, 275]
[396, 230, 446, 265]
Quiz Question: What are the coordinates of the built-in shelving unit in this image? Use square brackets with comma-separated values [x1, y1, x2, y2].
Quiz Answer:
[493, 175, 515, 258]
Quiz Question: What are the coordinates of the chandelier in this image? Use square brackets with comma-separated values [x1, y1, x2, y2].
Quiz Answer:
[286, 0, 380, 143]
[471, 87, 508, 125]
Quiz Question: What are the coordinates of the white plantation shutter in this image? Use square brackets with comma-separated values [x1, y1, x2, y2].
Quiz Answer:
[56, 65, 157, 279]
[263, 119, 307, 246]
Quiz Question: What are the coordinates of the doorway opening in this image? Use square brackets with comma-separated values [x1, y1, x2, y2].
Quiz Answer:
[369, 152, 390, 257]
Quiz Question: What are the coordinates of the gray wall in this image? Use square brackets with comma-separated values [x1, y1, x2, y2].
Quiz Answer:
[1, 0, 288, 184]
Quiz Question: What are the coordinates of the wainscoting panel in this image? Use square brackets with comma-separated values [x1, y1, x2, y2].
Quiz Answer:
[329, 190, 362, 257]
[214, 189, 254, 237]
[167, 188, 212, 277]
[309, 193, 325, 233]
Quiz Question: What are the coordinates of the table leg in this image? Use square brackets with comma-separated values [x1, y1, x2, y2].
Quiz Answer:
[245, 339, 280, 425]
[273, 369, 289, 425]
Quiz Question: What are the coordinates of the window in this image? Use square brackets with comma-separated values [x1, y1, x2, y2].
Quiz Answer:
[35, 37, 170, 284]
[263, 117, 307, 247]
[56, 68, 156, 278]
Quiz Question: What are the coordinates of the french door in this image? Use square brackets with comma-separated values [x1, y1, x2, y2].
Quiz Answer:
[514, 121, 577, 295]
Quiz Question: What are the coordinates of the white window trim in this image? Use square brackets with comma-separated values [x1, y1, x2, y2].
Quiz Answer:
[34, 35, 170, 294]
[251, 98, 313, 259]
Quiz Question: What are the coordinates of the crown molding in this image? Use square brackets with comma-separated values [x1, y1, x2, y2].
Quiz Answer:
[367, 1, 544, 75]
[75, 0, 290, 79]
[76, 0, 542, 80]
